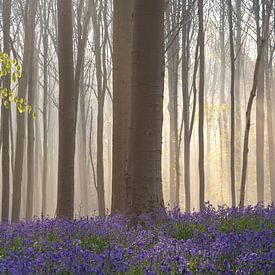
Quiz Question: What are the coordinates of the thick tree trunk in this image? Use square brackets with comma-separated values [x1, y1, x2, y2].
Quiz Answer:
[111, 0, 133, 214]
[198, 0, 205, 210]
[129, 0, 165, 214]
[56, 0, 75, 219]
[1, 0, 11, 222]
[12, 0, 38, 221]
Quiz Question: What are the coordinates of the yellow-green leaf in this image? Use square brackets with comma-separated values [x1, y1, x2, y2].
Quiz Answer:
[4, 100, 9, 109]
[11, 72, 16, 83]
[32, 112, 37, 120]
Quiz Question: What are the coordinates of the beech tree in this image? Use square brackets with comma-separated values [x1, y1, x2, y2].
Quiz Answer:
[111, 0, 133, 213]
[255, 0, 265, 203]
[56, 0, 75, 219]
[228, 0, 236, 207]
[1, 0, 11, 222]
[198, 0, 205, 210]
[12, 0, 38, 221]
[129, 0, 165, 214]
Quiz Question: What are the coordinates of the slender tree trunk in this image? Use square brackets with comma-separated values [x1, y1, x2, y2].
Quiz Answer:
[12, 0, 38, 221]
[182, 0, 192, 212]
[1, 0, 11, 222]
[255, 0, 265, 203]
[75, 0, 92, 216]
[130, 0, 165, 214]
[219, 0, 230, 201]
[239, 1, 272, 207]
[235, 0, 242, 195]
[228, 0, 236, 207]
[111, 0, 133, 213]
[26, 39, 36, 220]
[266, 48, 275, 202]
[166, 0, 180, 208]
[34, 68, 42, 216]
[91, 0, 106, 216]
[79, 70, 89, 215]
[42, 0, 49, 215]
[198, 0, 205, 210]
[10, 110, 14, 179]
[56, 0, 75, 219]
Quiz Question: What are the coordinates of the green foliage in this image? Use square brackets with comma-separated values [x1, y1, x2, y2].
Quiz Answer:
[168, 221, 206, 240]
[0, 51, 37, 119]
[218, 213, 274, 234]
[77, 233, 109, 253]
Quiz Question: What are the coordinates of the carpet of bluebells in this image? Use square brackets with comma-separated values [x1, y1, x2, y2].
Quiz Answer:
[0, 204, 274, 274]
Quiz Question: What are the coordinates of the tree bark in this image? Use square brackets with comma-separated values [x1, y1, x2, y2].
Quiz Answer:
[56, 0, 75, 219]
[166, 0, 180, 208]
[91, 0, 106, 216]
[26, 37, 36, 220]
[235, 0, 242, 196]
[12, 0, 38, 221]
[111, 0, 133, 214]
[75, 0, 92, 216]
[182, 0, 192, 212]
[255, 0, 265, 203]
[219, 0, 230, 202]
[42, 0, 49, 215]
[1, 0, 11, 222]
[198, 0, 205, 211]
[129, 0, 165, 214]
[266, 40, 275, 202]
[228, 0, 236, 207]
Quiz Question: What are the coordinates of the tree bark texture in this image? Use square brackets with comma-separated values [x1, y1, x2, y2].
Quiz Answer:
[130, 0, 165, 214]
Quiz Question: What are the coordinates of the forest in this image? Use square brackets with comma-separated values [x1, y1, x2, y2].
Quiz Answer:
[0, 0, 274, 273]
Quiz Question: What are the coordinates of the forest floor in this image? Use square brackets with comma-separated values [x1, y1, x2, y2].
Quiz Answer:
[0, 203, 274, 274]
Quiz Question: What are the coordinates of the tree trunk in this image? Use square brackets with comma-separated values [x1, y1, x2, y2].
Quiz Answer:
[219, 0, 230, 202]
[91, 0, 106, 216]
[56, 0, 75, 219]
[182, 0, 192, 212]
[235, 0, 242, 196]
[111, 0, 133, 214]
[198, 0, 205, 211]
[266, 45, 275, 202]
[26, 39, 37, 220]
[1, 0, 11, 222]
[75, 0, 92, 216]
[228, 0, 236, 207]
[255, 0, 265, 203]
[167, 0, 180, 208]
[130, 0, 165, 214]
[12, 0, 38, 221]
[42, 0, 49, 215]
